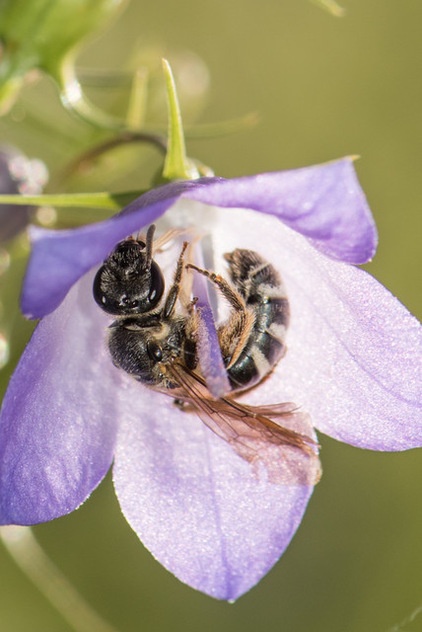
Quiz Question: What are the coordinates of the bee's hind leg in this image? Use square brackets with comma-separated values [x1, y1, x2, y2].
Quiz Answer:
[186, 263, 245, 311]
[185, 263, 254, 367]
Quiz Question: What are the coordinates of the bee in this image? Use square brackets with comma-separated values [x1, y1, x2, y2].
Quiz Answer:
[93, 225, 320, 485]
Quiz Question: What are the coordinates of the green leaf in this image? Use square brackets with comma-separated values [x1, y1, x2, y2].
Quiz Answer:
[162, 59, 199, 181]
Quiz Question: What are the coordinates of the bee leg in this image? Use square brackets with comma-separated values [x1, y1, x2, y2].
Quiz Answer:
[163, 241, 189, 318]
[186, 264, 244, 311]
[185, 263, 254, 367]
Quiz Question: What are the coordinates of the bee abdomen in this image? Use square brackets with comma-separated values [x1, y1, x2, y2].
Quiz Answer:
[224, 249, 290, 391]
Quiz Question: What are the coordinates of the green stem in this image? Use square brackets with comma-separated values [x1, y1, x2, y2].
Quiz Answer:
[62, 132, 167, 180]
[56, 60, 124, 131]
[0, 526, 120, 632]
[0, 190, 143, 210]
[310, 0, 345, 17]
[387, 601, 422, 632]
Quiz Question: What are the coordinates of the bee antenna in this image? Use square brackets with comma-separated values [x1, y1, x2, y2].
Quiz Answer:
[145, 224, 156, 268]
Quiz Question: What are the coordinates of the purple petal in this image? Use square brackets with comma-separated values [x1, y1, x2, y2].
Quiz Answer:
[282, 256, 422, 450]
[191, 247, 231, 398]
[209, 210, 421, 451]
[195, 303, 231, 398]
[22, 158, 374, 319]
[0, 273, 118, 524]
[112, 383, 314, 600]
[187, 157, 376, 265]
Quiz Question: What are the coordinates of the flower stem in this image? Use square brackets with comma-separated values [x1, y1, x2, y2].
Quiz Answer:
[0, 526, 120, 632]
[0, 190, 144, 210]
[310, 0, 345, 16]
[386, 601, 422, 632]
[62, 130, 167, 180]
[56, 60, 124, 131]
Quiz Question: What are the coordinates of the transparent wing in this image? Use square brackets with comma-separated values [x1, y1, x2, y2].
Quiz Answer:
[166, 363, 321, 486]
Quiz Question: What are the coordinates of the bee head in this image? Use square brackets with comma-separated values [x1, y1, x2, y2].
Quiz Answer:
[93, 237, 165, 315]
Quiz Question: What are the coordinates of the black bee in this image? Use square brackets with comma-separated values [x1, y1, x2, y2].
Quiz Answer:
[93, 225, 320, 485]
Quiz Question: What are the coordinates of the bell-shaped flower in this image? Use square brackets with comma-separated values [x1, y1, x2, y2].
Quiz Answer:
[0, 157, 420, 600]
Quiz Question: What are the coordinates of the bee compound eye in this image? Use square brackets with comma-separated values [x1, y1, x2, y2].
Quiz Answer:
[148, 261, 165, 306]
[93, 266, 111, 311]
[147, 341, 163, 362]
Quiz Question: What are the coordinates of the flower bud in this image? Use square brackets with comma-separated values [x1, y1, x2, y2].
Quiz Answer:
[0, 0, 128, 113]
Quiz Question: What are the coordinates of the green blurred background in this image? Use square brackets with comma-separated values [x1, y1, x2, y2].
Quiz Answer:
[0, 1, 421, 630]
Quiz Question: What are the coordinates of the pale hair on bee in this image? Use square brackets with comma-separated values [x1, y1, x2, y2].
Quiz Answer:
[93, 224, 321, 485]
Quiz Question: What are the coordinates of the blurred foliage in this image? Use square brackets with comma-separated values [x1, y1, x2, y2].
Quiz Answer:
[0, 1, 420, 631]
[311, 0, 345, 17]
[0, 0, 128, 115]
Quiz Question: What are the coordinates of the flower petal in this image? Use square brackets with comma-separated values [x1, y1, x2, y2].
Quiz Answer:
[191, 246, 231, 398]
[195, 302, 231, 398]
[22, 158, 374, 319]
[113, 384, 314, 600]
[188, 157, 377, 265]
[282, 253, 422, 450]
[0, 274, 118, 524]
[207, 209, 421, 451]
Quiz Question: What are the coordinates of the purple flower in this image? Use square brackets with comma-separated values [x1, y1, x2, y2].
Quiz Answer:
[0, 158, 420, 600]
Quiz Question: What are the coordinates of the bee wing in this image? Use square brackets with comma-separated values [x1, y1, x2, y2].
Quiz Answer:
[168, 364, 321, 486]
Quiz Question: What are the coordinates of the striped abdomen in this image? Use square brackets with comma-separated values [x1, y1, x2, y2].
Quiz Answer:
[222, 249, 290, 391]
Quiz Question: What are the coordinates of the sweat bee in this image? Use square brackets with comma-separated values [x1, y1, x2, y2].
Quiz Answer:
[93, 225, 320, 485]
